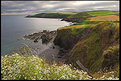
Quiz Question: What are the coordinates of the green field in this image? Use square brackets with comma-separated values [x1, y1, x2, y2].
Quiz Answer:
[86, 10, 119, 16]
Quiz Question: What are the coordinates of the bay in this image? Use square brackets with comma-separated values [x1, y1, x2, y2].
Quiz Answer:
[1, 15, 70, 55]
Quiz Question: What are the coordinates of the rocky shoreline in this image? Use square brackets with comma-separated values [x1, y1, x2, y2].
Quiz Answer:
[24, 30, 56, 44]
[23, 30, 69, 62]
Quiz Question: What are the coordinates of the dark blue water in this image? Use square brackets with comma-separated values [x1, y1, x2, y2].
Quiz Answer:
[1, 15, 70, 55]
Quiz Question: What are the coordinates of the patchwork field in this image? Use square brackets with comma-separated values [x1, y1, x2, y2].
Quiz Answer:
[87, 11, 119, 16]
[88, 15, 119, 21]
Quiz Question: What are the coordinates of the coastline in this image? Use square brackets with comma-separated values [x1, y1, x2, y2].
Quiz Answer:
[1, 10, 119, 79]
[23, 30, 68, 63]
[23, 17, 74, 63]
[1, 15, 71, 56]
[7, 11, 120, 73]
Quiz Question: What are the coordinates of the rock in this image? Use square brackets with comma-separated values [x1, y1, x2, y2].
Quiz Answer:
[41, 34, 48, 44]
[58, 56, 62, 58]
[58, 49, 68, 57]
[34, 37, 39, 43]
[43, 30, 48, 33]
[34, 40, 38, 43]
[53, 46, 55, 49]
[24, 30, 57, 44]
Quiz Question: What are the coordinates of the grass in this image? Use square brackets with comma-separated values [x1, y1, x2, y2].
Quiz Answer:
[87, 11, 119, 16]
[27, 12, 73, 18]
[1, 53, 91, 80]
[1, 53, 119, 80]
[88, 15, 119, 21]
[58, 24, 91, 30]
[68, 22, 119, 73]
[58, 12, 77, 15]
[46, 12, 77, 15]
[70, 32, 103, 72]
[1, 45, 119, 80]
[71, 29, 79, 35]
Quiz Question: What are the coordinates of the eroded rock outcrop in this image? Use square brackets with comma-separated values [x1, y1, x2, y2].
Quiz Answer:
[24, 30, 56, 44]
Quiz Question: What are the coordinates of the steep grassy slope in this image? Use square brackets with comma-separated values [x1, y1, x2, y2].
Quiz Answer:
[53, 11, 119, 73]
[69, 22, 119, 73]
[54, 24, 93, 50]
[54, 22, 119, 73]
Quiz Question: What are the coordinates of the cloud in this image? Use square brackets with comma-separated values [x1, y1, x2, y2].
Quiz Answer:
[1, 1, 119, 15]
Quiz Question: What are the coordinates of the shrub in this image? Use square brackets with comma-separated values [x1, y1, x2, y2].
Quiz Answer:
[1, 53, 119, 80]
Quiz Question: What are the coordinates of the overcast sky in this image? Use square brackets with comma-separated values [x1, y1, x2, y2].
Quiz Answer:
[1, 1, 119, 15]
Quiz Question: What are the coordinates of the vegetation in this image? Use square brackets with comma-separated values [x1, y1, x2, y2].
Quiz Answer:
[1, 53, 119, 80]
[55, 12, 77, 15]
[1, 10, 119, 80]
[55, 22, 119, 73]
[54, 20, 119, 78]
[27, 10, 119, 23]
[86, 10, 119, 16]
[65, 12, 91, 23]
[26, 12, 76, 18]
[88, 15, 119, 21]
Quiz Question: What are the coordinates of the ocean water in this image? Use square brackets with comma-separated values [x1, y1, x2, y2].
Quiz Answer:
[1, 15, 70, 55]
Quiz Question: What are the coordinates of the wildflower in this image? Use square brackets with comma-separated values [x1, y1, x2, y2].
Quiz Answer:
[108, 77, 113, 80]
[79, 76, 83, 80]
[25, 77, 27, 79]
[5, 55, 7, 58]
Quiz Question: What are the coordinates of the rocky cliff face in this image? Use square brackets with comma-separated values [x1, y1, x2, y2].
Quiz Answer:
[54, 22, 119, 73]
[54, 29, 79, 50]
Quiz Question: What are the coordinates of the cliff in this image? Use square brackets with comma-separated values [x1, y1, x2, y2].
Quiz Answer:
[27, 10, 120, 73]
[53, 11, 119, 73]
[54, 22, 119, 73]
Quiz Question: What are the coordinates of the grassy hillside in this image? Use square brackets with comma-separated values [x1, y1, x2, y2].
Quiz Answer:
[88, 15, 119, 21]
[26, 10, 119, 23]
[26, 12, 77, 18]
[54, 22, 119, 73]
[69, 22, 119, 72]
[86, 10, 119, 16]
[54, 10, 119, 74]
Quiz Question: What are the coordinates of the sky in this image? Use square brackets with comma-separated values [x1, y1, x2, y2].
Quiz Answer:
[1, 1, 119, 15]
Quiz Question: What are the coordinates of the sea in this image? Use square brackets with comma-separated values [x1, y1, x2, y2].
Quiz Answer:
[1, 15, 71, 55]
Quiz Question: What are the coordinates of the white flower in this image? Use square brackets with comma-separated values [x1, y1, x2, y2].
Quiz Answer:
[5, 55, 7, 57]
[108, 77, 113, 80]
[25, 77, 27, 79]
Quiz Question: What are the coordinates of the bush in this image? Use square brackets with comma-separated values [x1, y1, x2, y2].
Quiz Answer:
[1, 53, 92, 80]
[1, 53, 119, 80]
